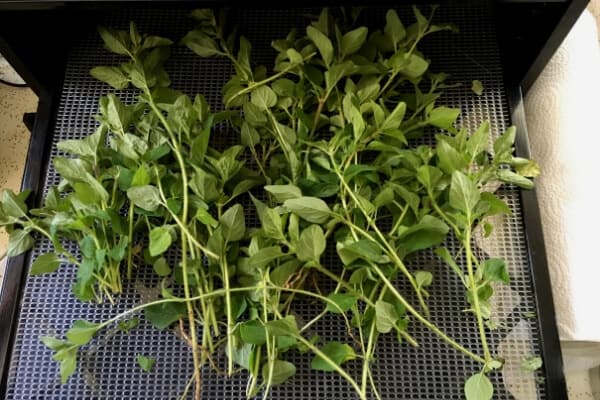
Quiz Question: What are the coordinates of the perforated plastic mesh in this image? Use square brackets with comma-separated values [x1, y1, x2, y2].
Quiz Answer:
[5, 3, 547, 399]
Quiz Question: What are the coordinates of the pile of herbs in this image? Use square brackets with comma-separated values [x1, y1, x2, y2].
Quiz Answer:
[0, 7, 541, 400]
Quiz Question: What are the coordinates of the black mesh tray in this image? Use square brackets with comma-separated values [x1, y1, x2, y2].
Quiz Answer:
[4, 3, 558, 399]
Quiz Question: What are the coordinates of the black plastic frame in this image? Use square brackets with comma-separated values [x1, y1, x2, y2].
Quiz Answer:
[0, 2, 584, 399]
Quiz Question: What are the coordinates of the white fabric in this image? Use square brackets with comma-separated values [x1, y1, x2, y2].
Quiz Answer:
[524, 10, 600, 342]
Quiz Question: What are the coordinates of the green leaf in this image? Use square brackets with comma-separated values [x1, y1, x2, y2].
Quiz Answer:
[480, 192, 511, 216]
[2, 190, 28, 218]
[381, 102, 407, 131]
[195, 207, 218, 228]
[416, 165, 443, 193]
[467, 121, 490, 159]
[66, 320, 100, 345]
[219, 204, 245, 242]
[40, 336, 69, 351]
[521, 355, 543, 372]
[59, 350, 77, 384]
[493, 126, 516, 157]
[341, 27, 368, 57]
[90, 66, 129, 89]
[512, 157, 540, 177]
[449, 171, 480, 216]
[190, 168, 219, 203]
[325, 293, 358, 314]
[136, 354, 156, 372]
[56, 128, 102, 159]
[145, 301, 186, 330]
[30, 253, 62, 275]
[265, 316, 299, 337]
[240, 320, 267, 345]
[296, 225, 326, 262]
[98, 27, 130, 55]
[149, 227, 173, 257]
[248, 246, 283, 269]
[481, 259, 510, 284]
[263, 360, 296, 385]
[336, 239, 382, 265]
[437, 139, 467, 174]
[415, 271, 433, 288]
[471, 80, 484, 96]
[464, 372, 494, 400]
[307, 25, 334, 67]
[127, 185, 161, 212]
[375, 300, 399, 333]
[182, 30, 221, 57]
[429, 107, 461, 130]
[385, 10, 406, 46]
[311, 342, 356, 372]
[496, 169, 534, 190]
[251, 195, 284, 239]
[270, 259, 301, 286]
[8, 229, 34, 257]
[283, 197, 331, 224]
[251, 86, 277, 110]
[265, 184, 303, 202]
[118, 317, 139, 333]
[435, 247, 463, 279]
[153, 257, 171, 276]
[396, 215, 449, 255]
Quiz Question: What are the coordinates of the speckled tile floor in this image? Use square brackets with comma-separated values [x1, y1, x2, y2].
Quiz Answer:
[0, 83, 38, 278]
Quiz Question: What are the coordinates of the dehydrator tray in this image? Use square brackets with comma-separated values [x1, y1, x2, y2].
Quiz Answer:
[3, 2, 562, 399]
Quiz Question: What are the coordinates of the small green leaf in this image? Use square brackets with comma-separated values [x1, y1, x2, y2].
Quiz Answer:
[480, 192, 511, 216]
[381, 102, 407, 131]
[265, 316, 299, 337]
[307, 25, 334, 67]
[127, 185, 161, 212]
[2, 190, 28, 218]
[270, 259, 301, 286]
[248, 246, 283, 269]
[136, 354, 156, 372]
[59, 351, 77, 384]
[437, 139, 467, 174]
[481, 259, 510, 284]
[385, 10, 406, 46]
[429, 106, 461, 130]
[311, 342, 356, 372]
[219, 204, 245, 242]
[435, 247, 463, 279]
[375, 300, 399, 333]
[8, 229, 34, 257]
[296, 225, 326, 262]
[90, 66, 129, 89]
[341, 27, 368, 57]
[262, 360, 296, 385]
[512, 157, 541, 177]
[30, 253, 62, 275]
[149, 227, 173, 257]
[397, 215, 449, 255]
[66, 320, 100, 345]
[467, 121, 490, 159]
[251, 195, 284, 239]
[265, 184, 303, 202]
[493, 126, 516, 157]
[449, 171, 480, 216]
[325, 293, 358, 314]
[283, 197, 331, 224]
[251, 86, 278, 110]
[415, 271, 433, 288]
[464, 372, 494, 400]
[40, 336, 69, 351]
[145, 302, 186, 330]
[182, 30, 221, 57]
[118, 317, 139, 333]
[239, 320, 267, 345]
[336, 239, 382, 265]
[195, 207, 218, 228]
[153, 257, 171, 276]
[98, 26, 130, 56]
[496, 169, 534, 190]
[521, 355, 543, 372]
[471, 80, 484, 96]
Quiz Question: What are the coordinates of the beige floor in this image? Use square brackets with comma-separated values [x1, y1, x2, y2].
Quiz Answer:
[0, 83, 38, 277]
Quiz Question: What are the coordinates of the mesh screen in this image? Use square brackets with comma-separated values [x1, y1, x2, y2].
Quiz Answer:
[5, 3, 547, 399]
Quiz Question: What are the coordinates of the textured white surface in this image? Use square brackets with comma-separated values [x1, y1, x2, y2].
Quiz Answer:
[524, 9, 600, 343]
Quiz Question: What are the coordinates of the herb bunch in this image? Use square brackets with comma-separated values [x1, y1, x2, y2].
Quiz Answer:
[0, 7, 540, 400]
